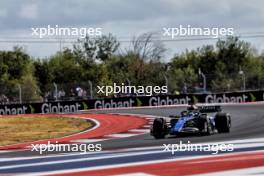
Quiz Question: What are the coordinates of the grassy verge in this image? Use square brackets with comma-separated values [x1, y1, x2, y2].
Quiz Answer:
[0, 116, 93, 146]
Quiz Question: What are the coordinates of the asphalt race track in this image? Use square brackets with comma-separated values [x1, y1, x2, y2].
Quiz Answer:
[0, 104, 264, 175]
[95, 104, 264, 150]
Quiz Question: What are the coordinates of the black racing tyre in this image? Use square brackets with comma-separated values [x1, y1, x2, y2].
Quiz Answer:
[204, 120, 213, 135]
[215, 112, 231, 133]
[152, 118, 167, 139]
[199, 118, 213, 135]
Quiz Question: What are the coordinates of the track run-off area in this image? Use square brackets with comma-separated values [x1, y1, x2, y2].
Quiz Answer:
[0, 103, 264, 175]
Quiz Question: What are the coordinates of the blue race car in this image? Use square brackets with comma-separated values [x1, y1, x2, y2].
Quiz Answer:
[150, 105, 231, 139]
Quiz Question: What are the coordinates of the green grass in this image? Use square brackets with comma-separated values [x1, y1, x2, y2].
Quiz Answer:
[0, 116, 93, 146]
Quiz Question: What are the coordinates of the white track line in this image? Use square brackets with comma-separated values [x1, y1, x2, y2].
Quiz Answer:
[115, 173, 155, 176]
[142, 125, 151, 128]
[194, 166, 264, 176]
[129, 129, 150, 133]
[70, 139, 105, 143]
[67, 114, 153, 145]
[0, 150, 168, 170]
[24, 150, 264, 176]
[1, 138, 264, 163]
[105, 133, 139, 138]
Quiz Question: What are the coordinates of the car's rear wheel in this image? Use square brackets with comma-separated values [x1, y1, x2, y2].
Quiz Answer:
[215, 112, 231, 133]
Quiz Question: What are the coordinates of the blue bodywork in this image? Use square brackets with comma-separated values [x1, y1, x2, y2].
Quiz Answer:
[172, 115, 195, 133]
[170, 112, 215, 134]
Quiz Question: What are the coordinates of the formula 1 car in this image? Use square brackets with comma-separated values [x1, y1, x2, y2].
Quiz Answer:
[150, 105, 231, 139]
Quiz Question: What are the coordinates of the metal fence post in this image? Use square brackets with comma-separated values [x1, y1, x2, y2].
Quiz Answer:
[53, 82, 58, 101]
[126, 78, 131, 86]
[163, 74, 168, 88]
[18, 84, 22, 104]
[199, 68, 207, 93]
[239, 69, 246, 91]
[88, 80, 93, 99]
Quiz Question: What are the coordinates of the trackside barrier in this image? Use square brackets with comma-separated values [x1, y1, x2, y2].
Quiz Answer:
[0, 90, 263, 115]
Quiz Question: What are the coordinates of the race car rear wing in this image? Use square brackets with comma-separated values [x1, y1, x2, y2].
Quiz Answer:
[198, 105, 222, 113]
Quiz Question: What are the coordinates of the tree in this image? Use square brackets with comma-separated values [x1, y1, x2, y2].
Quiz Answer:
[129, 33, 166, 62]
[0, 46, 31, 81]
[33, 59, 53, 96]
[73, 33, 120, 62]
[96, 34, 120, 62]
[216, 36, 251, 74]
[0, 47, 41, 102]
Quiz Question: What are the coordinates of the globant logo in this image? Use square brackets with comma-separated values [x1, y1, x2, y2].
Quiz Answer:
[94, 99, 135, 109]
[205, 94, 248, 103]
[149, 96, 191, 106]
[41, 103, 81, 113]
[0, 106, 28, 115]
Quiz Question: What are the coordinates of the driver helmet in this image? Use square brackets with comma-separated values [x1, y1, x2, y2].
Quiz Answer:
[188, 104, 198, 111]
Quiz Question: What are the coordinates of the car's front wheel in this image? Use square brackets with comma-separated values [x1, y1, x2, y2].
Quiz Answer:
[152, 118, 167, 139]
[200, 120, 213, 135]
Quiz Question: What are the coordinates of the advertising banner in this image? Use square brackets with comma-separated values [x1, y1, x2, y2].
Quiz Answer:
[0, 90, 263, 115]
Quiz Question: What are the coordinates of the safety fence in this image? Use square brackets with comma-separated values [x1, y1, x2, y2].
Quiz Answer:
[0, 90, 263, 115]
